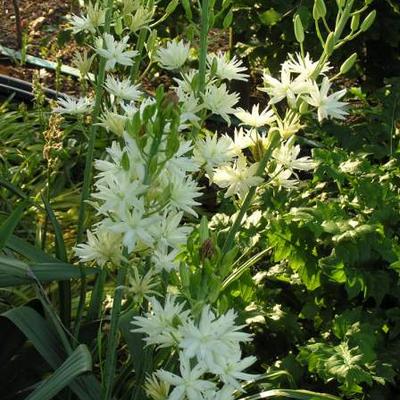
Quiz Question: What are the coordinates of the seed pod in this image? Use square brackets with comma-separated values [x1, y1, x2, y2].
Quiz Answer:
[313, 0, 327, 20]
[340, 53, 357, 74]
[360, 10, 376, 32]
[294, 15, 305, 43]
[324, 32, 335, 56]
[350, 13, 360, 31]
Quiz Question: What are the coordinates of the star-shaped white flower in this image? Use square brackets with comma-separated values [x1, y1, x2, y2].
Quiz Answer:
[304, 77, 348, 122]
[207, 51, 249, 82]
[96, 34, 138, 71]
[213, 156, 263, 198]
[156, 40, 190, 71]
[156, 353, 216, 400]
[235, 104, 275, 128]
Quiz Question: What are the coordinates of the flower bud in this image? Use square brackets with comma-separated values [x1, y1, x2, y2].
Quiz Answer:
[360, 10, 376, 32]
[313, 0, 327, 20]
[294, 15, 305, 43]
[350, 13, 360, 31]
[299, 101, 309, 115]
[324, 32, 335, 56]
[340, 53, 357, 74]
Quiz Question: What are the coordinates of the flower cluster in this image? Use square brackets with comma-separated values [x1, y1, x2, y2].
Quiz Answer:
[133, 296, 258, 400]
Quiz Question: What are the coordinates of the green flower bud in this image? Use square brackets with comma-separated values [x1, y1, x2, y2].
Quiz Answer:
[299, 101, 309, 115]
[350, 13, 360, 31]
[294, 15, 305, 43]
[340, 53, 357, 74]
[336, 0, 346, 8]
[313, 0, 327, 20]
[324, 32, 335, 56]
[360, 10, 376, 32]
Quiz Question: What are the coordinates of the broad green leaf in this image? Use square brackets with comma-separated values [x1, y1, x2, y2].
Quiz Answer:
[0, 201, 27, 250]
[2, 306, 101, 399]
[6, 235, 57, 263]
[26, 344, 92, 400]
[0, 255, 97, 287]
[240, 389, 341, 399]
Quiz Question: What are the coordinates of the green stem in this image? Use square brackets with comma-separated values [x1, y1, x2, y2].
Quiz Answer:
[102, 263, 128, 400]
[197, 0, 210, 96]
[221, 132, 280, 255]
[334, 0, 354, 42]
[130, 29, 148, 83]
[74, 0, 114, 338]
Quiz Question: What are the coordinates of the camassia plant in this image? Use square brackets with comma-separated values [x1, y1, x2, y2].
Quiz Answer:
[0, 0, 378, 399]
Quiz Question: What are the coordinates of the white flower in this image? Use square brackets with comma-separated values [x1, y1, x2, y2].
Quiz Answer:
[156, 353, 216, 400]
[150, 212, 192, 250]
[284, 52, 330, 79]
[131, 295, 190, 347]
[53, 95, 93, 114]
[74, 228, 123, 267]
[106, 199, 160, 252]
[144, 374, 171, 400]
[152, 246, 180, 273]
[204, 386, 236, 400]
[193, 133, 234, 175]
[213, 156, 263, 198]
[270, 110, 304, 139]
[202, 84, 239, 124]
[180, 306, 250, 371]
[72, 50, 95, 77]
[126, 267, 160, 303]
[68, 14, 95, 34]
[259, 65, 309, 106]
[104, 76, 142, 101]
[156, 40, 190, 71]
[235, 104, 275, 128]
[270, 168, 298, 189]
[304, 77, 348, 122]
[168, 176, 202, 217]
[213, 354, 258, 389]
[207, 52, 249, 82]
[96, 34, 138, 71]
[272, 137, 315, 174]
[98, 110, 127, 136]
[92, 174, 146, 216]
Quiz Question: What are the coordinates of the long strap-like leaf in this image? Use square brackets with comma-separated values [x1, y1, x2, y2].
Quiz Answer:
[2, 306, 102, 400]
[26, 344, 92, 400]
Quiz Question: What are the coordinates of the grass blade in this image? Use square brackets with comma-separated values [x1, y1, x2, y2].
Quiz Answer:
[0, 201, 27, 250]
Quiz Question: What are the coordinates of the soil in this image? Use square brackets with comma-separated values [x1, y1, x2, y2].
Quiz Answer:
[0, 0, 78, 91]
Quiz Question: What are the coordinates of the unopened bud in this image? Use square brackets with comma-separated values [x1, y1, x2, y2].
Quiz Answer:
[350, 14, 360, 31]
[313, 0, 327, 20]
[294, 15, 305, 43]
[324, 32, 335, 56]
[360, 10, 376, 32]
[340, 53, 357, 74]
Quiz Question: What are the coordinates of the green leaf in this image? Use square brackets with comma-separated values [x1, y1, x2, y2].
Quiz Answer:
[2, 306, 101, 399]
[6, 235, 57, 263]
[26, 344, 92, 400]
[0, 201, 27, 251]
[240, 388, 341, 399]
[0, 255, 97, 287]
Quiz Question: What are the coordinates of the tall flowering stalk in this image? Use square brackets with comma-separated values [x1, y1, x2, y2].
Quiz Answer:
[47, 0, 378, 398]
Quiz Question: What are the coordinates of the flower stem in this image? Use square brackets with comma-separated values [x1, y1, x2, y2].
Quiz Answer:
[74, 0, 114, 339]
[102, 262, 128, 400]
[197, 0, 210, 97]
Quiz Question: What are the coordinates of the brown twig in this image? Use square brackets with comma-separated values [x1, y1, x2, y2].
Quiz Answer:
[11, 0, 23, 49]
